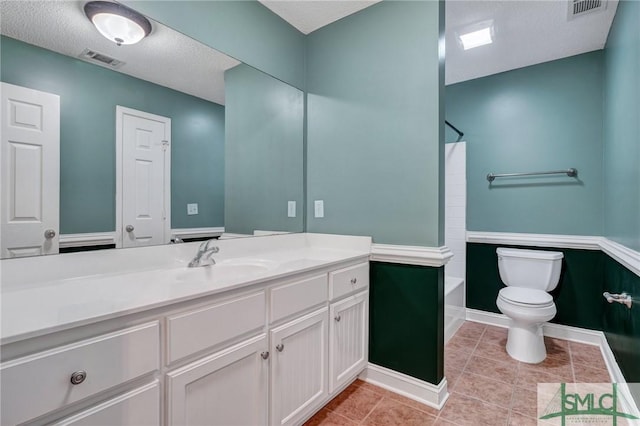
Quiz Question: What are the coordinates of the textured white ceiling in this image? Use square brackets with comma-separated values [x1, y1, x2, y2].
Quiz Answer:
[259, 0, 382, 34]
[445, 0, 619, 85]
[1, 1, 620, 98]
[259, 0, 618, 85]
[0, 1, 240, 105]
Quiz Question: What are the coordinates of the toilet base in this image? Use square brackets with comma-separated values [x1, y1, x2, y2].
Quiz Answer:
[505, 322, 546, 364]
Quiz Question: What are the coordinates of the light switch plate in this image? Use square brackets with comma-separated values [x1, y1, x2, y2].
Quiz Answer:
[288, 201, 296, 218]
[314, 200, 324, 218]
[187, 203, 198, 215]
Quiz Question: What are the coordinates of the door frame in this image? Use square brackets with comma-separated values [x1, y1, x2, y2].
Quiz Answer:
[115, 105, 171, 248]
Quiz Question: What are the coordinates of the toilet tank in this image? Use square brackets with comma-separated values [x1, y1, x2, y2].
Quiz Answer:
[497, 247, 563, 292]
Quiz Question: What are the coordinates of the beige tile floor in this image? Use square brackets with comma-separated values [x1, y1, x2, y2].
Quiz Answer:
[305, 321, 611, 426]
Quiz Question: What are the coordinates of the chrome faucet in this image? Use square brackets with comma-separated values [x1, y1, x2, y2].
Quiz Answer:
[188, 239, 219, 267]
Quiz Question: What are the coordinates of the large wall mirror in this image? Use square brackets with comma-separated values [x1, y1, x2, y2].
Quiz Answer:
[0, 1, 304, 259]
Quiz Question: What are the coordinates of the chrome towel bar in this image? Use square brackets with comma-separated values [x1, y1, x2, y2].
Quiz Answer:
[487, 168, 577, 182]
[603, 292, 633, 309]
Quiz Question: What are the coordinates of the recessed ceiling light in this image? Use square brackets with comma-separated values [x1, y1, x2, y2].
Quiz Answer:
[459, 26, 493, 50]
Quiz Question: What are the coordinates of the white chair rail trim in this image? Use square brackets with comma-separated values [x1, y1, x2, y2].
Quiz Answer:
[59, 232, 116, 248]
[171, 227, 224, 240]
[370, 244, 453, 267]
[466, 231, 640, 277]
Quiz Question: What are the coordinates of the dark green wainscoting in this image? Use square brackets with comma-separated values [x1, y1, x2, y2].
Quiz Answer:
[369, 262, 443, 385]
[467, 242, 640, 390]
[466, 243, 604, 329]
[602, 255, 640, 388]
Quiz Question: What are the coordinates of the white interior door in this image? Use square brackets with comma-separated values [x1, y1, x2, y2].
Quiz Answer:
[117, 106, 170, 248]
[1, 82, 60, 258]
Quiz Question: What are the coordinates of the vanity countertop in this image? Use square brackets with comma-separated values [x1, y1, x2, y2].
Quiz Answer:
[0, 233, 371, 345]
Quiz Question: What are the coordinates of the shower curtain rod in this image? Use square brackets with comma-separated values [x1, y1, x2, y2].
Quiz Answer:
[445, 120, 464, 142]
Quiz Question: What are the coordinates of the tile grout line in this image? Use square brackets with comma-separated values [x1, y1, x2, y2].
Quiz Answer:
[357, 396, 385, 425]
[568, 341, 577, 383]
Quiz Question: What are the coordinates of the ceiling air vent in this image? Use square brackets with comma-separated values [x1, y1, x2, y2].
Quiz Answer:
[568, 0, 606, 20]
[78, 49, 125, 69]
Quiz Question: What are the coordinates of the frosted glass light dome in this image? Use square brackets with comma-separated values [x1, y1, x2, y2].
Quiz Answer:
[84, 2, 151, 46]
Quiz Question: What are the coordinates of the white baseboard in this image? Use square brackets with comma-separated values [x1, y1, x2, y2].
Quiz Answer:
[466, 308, 604, 345]
[358, 363, 449, 410]
[59, 232, 116, 248]
[465, 308, 511, 328]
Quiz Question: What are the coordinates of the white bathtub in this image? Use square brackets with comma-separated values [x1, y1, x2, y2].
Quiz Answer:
[445, 276, 465, 343]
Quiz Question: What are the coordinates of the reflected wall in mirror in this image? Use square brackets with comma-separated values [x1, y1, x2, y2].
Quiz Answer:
[0, 1, 304, 259]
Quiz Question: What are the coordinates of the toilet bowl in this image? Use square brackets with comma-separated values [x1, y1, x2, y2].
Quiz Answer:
[495, 248, 563, 364]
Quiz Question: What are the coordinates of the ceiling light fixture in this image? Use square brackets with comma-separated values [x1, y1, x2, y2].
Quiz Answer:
[84, 1, 152, 46]
[459, 26, 493, 50]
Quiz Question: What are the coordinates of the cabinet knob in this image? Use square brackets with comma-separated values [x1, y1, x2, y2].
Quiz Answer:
[70, 370, 87, 385]
[44, 229, 56, 239]
[276, 343, 284, 352]
[350, 278, 357, 284]
[260, 351, 270, 360]
[125, 225, 135, 233]
[335, 315, 341, 322]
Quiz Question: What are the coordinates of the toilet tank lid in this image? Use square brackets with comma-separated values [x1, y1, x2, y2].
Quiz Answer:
[497, 247, 563, 260]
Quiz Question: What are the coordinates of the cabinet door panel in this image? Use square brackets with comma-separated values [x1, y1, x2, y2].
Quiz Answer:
[271, 308, 328, 426]
[167, 334, 268, 426]
[329, 291, 368, 393]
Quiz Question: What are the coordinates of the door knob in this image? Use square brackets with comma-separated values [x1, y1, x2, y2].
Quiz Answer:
[125, 225, 134, 232]
[44, 229, 56, 239]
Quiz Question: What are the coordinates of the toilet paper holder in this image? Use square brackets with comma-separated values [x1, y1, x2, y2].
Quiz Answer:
[603, 292, 633, 309]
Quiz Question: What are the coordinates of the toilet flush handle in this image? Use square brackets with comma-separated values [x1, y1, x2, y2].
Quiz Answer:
[603, 292, 632, 309]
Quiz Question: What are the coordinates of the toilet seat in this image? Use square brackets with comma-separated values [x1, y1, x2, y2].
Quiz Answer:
[498, 287, 553, 307]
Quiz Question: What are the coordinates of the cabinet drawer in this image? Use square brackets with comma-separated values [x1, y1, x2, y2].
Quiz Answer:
[53, 381, 160, 426]
[329, 263, 369, 300]
[167, 291, 265, 364]
[0, 322, 159, 426]
[270, 274, 327, 323]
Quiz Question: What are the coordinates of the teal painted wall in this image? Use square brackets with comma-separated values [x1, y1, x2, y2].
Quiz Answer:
[0, 36, 225, 233]
[122, 0, 306, 90]
[370, 262, 444, 385]
[603, 0, 640, 251]
[224, 64, 304, 234]
[446, 52, 604, 236]
[305, 0, 444, 246]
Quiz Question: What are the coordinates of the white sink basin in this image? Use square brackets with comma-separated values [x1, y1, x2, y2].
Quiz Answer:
[216, 258, 279, 270]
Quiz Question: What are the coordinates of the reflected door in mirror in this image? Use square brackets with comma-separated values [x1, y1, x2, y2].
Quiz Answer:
[1, 83, 60, 258]
[117, 106, 171, 248]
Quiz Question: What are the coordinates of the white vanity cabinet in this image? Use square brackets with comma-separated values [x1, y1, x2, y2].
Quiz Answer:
[0, 322, 160, 426]
[270, 308, 329, 426]
[329, 291, 369, 393]
[52, 382, 161, 426]
[167, 334, 269, 426]
[0, 258, 370, 426]
[328, 263, 369, 394]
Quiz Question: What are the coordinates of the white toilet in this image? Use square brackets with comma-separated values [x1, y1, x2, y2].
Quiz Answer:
[495, 247, 563, 364]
